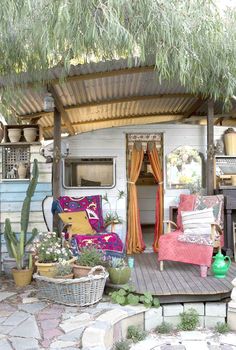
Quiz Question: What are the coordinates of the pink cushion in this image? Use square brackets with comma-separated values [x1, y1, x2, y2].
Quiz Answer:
[158, 230, 214, 267]
[177, 194, 197, 230]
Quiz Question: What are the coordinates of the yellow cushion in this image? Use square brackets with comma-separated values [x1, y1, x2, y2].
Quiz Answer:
[59, 211, 95, 235]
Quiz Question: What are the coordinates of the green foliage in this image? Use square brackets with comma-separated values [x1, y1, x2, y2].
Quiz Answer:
[103, 190, 125, 227]
[156, 322, 173, 334]
[127, 326, 147, 343]
[1, 1, 236, 110]
[28, 253, 33, 269]
[109, 285, 160, 308]
[214, 322, 230, 334]
[21, 159, 39, 236]
[77, 246, 105, 267]
[178, 308, 199, 331]
[3, 159, 39, 268]
[114, 340, 130, 350]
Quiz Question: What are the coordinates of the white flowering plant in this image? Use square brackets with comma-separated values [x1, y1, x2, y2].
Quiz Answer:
[55, 259, 73, 276]
[32, 232, 73, 263]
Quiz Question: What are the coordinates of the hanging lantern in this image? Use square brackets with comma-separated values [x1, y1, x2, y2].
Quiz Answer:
[43, 93, 55, 112]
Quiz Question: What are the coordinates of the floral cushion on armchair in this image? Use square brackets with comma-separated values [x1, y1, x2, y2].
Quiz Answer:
[194, 195, 224, 228]
[177, 195, 224, 247]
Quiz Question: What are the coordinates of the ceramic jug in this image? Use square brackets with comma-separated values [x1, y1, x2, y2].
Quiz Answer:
[18, 162, 27, 179]
[212, 251, 231, 279]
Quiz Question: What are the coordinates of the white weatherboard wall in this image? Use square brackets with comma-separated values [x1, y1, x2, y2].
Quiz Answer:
[0, 144, 52, 258]
[58, 124, 227, 242]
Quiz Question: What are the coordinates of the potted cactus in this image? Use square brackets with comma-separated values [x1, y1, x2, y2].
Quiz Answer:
[3, 159, 39, 282]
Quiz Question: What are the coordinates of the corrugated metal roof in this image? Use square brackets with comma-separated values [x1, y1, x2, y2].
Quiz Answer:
[3, 57, 235, 139]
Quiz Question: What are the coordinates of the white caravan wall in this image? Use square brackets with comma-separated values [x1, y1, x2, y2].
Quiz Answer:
[58, 124, 227, 242]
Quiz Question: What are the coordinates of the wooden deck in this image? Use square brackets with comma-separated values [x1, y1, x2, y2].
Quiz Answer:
[130, 253, 236, 303]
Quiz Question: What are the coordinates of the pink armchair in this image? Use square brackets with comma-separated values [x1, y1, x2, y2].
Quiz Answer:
[158, 194, 224, 271]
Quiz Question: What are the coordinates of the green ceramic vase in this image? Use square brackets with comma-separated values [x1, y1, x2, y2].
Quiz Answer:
[108, 266, 131, 285]
[212, 251, 231, 279]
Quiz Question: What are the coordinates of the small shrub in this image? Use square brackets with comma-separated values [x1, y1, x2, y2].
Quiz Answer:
[127, 325, 147, 343]
[156, 322, 173, 334]
[114, 339, 130, 350]
[178, 308, 199, 331]
[215, 322, 230, 334]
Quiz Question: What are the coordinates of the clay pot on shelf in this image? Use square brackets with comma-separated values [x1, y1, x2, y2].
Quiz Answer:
[18, 162, 27, 179]
[224, 128, 236, 155]
[8, 128, 21, 143]
[23, 127, 37, 142]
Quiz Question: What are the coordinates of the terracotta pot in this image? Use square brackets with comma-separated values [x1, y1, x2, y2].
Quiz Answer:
[23, 127, 37, 142]
[3, 256, 29, 277]
[73, 264, 103, 278]
[108, 266, 131, 285]
[12, 268, 33, 287]
[8, 128, 21, 143]
[18, 162, 27, 179]
[73, 265, 92, 278]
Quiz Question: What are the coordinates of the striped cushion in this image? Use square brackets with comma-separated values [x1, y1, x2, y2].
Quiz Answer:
[181, 208, 214, 235]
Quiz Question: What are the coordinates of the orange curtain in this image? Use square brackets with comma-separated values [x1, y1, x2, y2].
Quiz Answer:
[147, 141, 163, 252]
[126, 142, 145, 254]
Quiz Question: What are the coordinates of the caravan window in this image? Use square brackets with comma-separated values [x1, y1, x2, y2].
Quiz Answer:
[63, 157, 115, 188]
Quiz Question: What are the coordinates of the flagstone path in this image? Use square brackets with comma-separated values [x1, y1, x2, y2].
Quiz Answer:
[0, 276, 109, 350]
[0, 276, 236, 350]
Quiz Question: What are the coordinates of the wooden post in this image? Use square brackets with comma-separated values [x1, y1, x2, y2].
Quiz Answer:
[52, 108, 61, 231]
[206, 99, 214, 195]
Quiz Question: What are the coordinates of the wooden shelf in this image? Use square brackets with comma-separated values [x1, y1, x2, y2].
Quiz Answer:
[3, 124, 42, 143]
[1, 179, 30, 182]
[0, 142, 41, 146]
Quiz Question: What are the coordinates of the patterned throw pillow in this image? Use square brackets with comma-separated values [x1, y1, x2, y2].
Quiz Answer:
[59, 211, 96, 235]
[194, 195, 224, 227]
[181, 208, 214, 236]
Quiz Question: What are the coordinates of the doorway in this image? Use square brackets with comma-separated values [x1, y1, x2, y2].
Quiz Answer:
[126, 133, 163, 252]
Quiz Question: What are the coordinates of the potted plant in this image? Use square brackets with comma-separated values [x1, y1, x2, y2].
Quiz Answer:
[108, 257, 131, 285]
[3, 159, 39, 277]
[54, 259, 74, 279]
[73, 246, 107, 278]
[9, 230, 34, 287]
[33, 232, 75, 277]
[102, 190, 125, 231]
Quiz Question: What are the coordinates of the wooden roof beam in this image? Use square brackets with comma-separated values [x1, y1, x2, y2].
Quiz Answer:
[65, 93, 196, 111]
[49, 85, 75, 135]
[43, 112, 184, 130]
[16, 93, 196, 119]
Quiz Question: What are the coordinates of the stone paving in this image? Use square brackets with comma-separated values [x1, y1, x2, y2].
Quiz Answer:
[129, 331, 236, 350]
[0, 275, 236, 350]
[0, 276, 108, 350]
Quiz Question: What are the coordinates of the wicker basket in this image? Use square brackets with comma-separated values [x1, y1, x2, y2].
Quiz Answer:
[33, 265, 108, 306]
